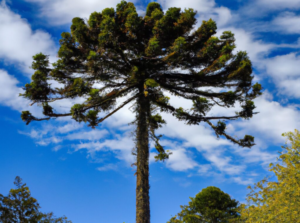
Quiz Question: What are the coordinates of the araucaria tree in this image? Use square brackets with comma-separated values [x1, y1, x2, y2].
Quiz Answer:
[20, 1, 262, 222]
[168, 186, 240, 223]
[0, 177, 71, 222]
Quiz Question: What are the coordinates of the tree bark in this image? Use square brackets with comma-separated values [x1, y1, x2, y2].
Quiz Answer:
[136, 89, 150, 223]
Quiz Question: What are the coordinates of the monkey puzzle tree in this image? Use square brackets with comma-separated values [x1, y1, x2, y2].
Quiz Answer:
[20, 1, 262, 222]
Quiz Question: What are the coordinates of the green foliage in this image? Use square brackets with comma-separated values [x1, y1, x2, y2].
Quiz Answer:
[0, 177, 71, 223]
[168, 186, 240, 223]
[239, 101, 256, 119]
[220, 31, 235, 42]
[70, 17, 88, 43]
[20, 54, 52, 102]
[145, 37, 161, 56]
[88, 11, 102, 28]
[146, 2, 163, 17]
[216, 121, 226, 134]
[20, 111, 34, 125]
[86, 110, 99, 128]
[171, 37, 187, 53]
[192, 97, 213, 115]
[70, 104, 85, 122]
[239, 135, 255, 147]
[194, 19, 217, 39]
[222, 91, 237, 106]
[145, 78, 159, 88]
[150, 8, 163, 20]
[149, 114, 166, 129]
[42, 102, 53, 116]
[240, 129, 300, 222]
[31, 53, 49, 70]
[88, 89, 100, 99]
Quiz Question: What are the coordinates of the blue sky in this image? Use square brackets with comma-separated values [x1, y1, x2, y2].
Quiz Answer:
[1, 0, 300, 222]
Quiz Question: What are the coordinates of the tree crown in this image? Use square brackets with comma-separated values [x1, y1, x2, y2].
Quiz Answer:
[0, 177, 71, 223]
[168, 186, 240, 223]
[20, 0, 262, 161]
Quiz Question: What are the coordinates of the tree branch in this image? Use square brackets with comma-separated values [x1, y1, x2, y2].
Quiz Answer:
[96, 93, 139, 124]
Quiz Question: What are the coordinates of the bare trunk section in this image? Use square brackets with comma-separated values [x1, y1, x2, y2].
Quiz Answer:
[136, 89, 150, 223]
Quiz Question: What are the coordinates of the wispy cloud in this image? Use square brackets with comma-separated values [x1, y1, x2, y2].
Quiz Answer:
[66, 129, 109, 141]
[97, 163, 119, 171]
[272, 12, 300, 34]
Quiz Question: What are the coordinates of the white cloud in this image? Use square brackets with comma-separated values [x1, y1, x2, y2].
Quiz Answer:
[272, 12, 300, 34]
[238, 0, 300, 19]
[158, 112, 231, 151]
[0, 70, 26, 111]
[161, 140, 198, 171]
[203, 151, 245, 175]
[157, 0, 215, 13]
[66, 129, 109, 141]
[0, 69, 43, 115]
[24, 0, 138, 25]
[213, 7, 232, 28]
[263, 53, 300, 97]
[255, 0, 300, 10]
[276, 78, 300, 98]
[97, 163, 118, 171]
[36, 136, 62, 146]
[234, 146, 278, 167]
[0, 1, 56, 73]
[232, 177, 254, 186]
[197, 164, 212, 174]
[57, 121, 83, 133]
[52, 145, 62, 151]
[264, 53, 300, 78]
[74, 134, 135, 164]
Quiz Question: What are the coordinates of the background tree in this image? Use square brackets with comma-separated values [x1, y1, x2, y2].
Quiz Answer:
[240, 129, 300, 222]
[0, 176, 71, 223]
[19, 1, 262, 222]
[168, 186, 240, 223]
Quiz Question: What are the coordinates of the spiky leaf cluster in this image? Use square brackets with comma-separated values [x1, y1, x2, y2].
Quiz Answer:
[20, 1, 262, 160]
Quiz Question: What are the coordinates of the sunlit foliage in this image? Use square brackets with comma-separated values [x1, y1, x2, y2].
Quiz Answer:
[240, 129, 300, 222]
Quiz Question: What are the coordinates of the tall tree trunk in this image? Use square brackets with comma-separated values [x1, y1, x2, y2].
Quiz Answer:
[136, 89, 150, 223]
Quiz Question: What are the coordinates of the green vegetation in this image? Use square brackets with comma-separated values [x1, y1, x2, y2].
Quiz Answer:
[19, 1, 262, 222]
[240, 129, 300, 222]
[168, 186, 240, 223]
[0, 177, 71, 223]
